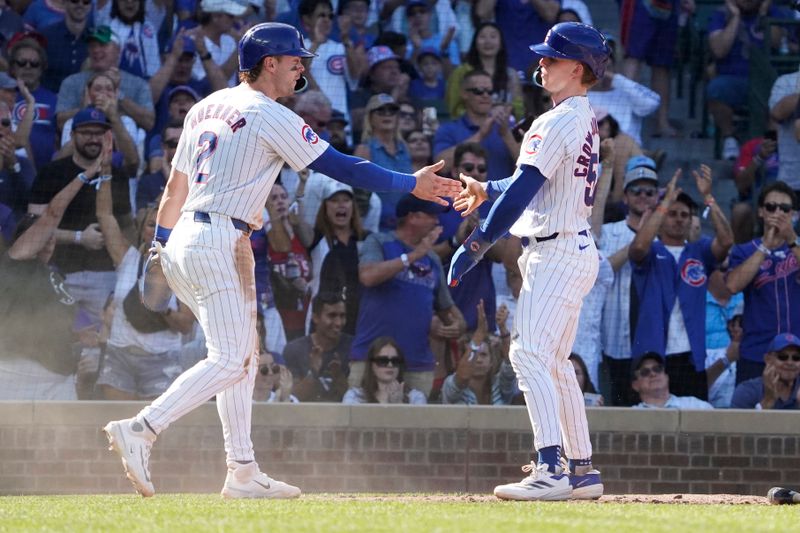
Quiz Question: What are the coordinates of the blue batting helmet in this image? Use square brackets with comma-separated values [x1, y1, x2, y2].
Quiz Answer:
[238, 22, 316, 71]
[530, 22, 611, 79]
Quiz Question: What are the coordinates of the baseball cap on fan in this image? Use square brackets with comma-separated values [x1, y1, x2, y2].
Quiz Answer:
[365, 93, 399, 114]
[201, 0, 248, 16]
[395, 194, 447, 218]
[623, 155, 658, 190]
[768, 333, 800, 353]
[321, 179, 354, 200]
[367, 45, 400, 70]
[168, 85, 201, 103]
[86, 25, 120, 45]
[72, 106, 112, 131]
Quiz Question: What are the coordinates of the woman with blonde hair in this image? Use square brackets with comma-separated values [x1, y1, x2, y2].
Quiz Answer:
[353, 93, 412, 231]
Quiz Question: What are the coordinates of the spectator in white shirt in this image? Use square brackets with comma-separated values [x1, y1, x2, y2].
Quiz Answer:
[588, 35, 659, 146]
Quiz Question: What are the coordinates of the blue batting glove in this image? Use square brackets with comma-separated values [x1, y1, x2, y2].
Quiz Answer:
[447, 228, 493, 287]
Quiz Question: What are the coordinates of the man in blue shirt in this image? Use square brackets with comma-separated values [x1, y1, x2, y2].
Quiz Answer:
[731, 333, 800, 409]
[629, 166, 734, 400]
[350, 194, 466, 398]
[39, 0, 92, 92]
[725, 181, 800, 383]
[475, 0, 558, 73]
[433, 70, 518, 181]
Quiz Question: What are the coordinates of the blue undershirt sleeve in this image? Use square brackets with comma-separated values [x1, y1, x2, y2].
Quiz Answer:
[308, 145, 416, 192]
[484, 175, 516, 201]
[479, 164, 547, 243]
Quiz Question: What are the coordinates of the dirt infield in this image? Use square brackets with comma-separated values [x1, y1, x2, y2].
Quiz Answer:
[332, 494, 769, 505]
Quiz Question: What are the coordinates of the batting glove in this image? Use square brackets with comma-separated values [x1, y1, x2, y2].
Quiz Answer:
[448, 228, 492, 287]
[141, 242, 174, 313]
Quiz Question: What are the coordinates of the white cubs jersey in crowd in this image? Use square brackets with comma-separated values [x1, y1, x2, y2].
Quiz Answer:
[510, 95, 599, 238]
[174, 84, 330, 229]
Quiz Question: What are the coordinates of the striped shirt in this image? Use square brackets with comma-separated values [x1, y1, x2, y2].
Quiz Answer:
[175, 84, 330, 229]
[511, 95, 598, 238]
[599, 219, 637, 359]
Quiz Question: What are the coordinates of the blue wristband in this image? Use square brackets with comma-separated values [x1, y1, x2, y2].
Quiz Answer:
[154, 224, 172, 245]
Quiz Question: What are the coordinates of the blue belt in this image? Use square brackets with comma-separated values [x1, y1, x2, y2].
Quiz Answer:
[193, 212, 252, 236]
[521, 229, 588, 247]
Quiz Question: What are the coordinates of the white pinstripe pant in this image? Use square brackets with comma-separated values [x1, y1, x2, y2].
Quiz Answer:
[139, 212, 259, 466]
[510, 233, 599, 461]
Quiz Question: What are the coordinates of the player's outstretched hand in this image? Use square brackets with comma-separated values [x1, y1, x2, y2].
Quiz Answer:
[448, 228, 492, 287]
[411, 160, 462, 207]
[454, 174, 488, 216]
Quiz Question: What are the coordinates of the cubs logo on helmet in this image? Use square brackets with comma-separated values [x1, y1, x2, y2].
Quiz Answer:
[681, 259, 707, 287]
[525, 134, 543, 155]
[301, 124, 319, 144]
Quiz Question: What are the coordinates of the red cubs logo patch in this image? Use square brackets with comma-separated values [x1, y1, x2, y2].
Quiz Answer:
[524, 134, 543, 155]
[469, 241, 480, 252]
[302, 124, 319, 144]
[327, 55, 345, 75]
[681, 259, 707, 287]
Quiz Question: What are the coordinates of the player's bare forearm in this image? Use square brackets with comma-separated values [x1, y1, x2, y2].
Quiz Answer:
[157, 168, 189, 229]
[708, 200, 734, 261]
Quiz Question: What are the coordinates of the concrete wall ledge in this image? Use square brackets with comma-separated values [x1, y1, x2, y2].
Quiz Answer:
[1, 401, 797, 435]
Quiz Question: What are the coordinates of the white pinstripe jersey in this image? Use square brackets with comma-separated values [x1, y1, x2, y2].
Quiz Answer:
[175, 84, 330, 229]
[510, 95, 599, 238]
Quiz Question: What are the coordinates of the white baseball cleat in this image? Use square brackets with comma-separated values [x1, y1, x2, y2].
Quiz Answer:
[494, 463, 572, 501]
[221, 462, 301, 499]
[103, 418, 156, 497]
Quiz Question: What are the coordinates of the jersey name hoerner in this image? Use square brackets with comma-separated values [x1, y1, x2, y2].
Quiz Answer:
[510, 95, 599, 238]
[175, 84, 330, 229]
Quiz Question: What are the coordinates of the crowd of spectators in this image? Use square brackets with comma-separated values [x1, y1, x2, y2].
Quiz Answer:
[0, 0, 799, 412]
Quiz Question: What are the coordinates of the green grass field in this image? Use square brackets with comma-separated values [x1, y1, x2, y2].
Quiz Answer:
[1, 495, 798, 533]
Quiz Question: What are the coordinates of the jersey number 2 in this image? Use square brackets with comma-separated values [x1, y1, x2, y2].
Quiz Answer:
[195, 131, 218, 184]
[583, 153, 599, 207]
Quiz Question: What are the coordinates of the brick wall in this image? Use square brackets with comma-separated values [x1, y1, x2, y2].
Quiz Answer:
[1, 402, 798, 495]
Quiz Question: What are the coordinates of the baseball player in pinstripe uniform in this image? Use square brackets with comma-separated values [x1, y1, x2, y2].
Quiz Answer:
[449, 22, 611, 501]
[102, 22, 460, 499]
